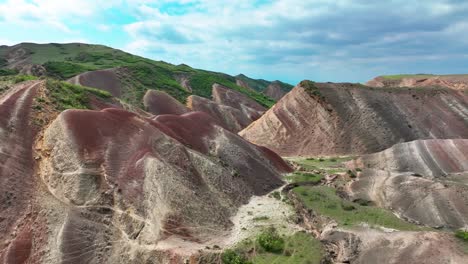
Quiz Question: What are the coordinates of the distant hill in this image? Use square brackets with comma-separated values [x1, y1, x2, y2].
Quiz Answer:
[0, 43, 290, 108]
[236, 73, 294, 96]
[367, 74, 468, 90]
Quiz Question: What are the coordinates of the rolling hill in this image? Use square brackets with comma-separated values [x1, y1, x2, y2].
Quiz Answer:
[0, 43, 292, 108]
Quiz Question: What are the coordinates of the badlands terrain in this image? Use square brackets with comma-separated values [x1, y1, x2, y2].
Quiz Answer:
[0, 43, 467, 264]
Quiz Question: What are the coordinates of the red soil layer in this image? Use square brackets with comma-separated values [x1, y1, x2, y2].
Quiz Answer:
[186, 95, 252, 132]
[154, 111, 292, 175]
[143, 90, 190, 116]
[240, 82, 468, 156]
[0, 81, 43, 263]
[212, 83, 266, 121]
[68, 69, 122, 97]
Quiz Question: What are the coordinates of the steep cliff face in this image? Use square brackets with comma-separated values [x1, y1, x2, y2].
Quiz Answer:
[240, 81, 468, 156]
[347, 139, 468, 229]
[367, 74, 468, 90]
[0, 81, 290, 264]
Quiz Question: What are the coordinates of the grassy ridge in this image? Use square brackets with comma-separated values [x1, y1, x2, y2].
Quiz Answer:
[381, 74, 435, 80]
[46, 79, 112, 110]
[0, 43, 284, 107]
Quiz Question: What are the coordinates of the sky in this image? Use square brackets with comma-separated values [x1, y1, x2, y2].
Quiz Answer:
[0, 0, 467, 84]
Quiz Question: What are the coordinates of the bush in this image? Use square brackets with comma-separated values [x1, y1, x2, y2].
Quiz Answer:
[222, 250, 250, 264]
[257, 228, 285, 253]
[270, 191, 281, 200]
[455, 230, 468, 242]
[14, 75, 37, 83]
[0, 68, 18, 76]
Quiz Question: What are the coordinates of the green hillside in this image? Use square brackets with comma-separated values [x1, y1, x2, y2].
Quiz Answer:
[236, 73, 294, 93]
[0, 43, 281, 108]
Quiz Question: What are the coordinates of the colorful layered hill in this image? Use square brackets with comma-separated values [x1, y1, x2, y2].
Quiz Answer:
[367, 74, 468, 90]
[240, 81, 468, 156]
[0, 43, 284, 108]
[0, 79, 291, 263]
[187, 84, 267, 132]
[347, 139, 468, 229]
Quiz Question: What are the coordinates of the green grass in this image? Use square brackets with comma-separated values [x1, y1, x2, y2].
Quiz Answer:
[46, 79, 112, 110]
[293, 186, 424, 231]
[13, 75, 38, 83]
[190, 71, 276, 108]
[0, 68, 17, 76]
[285, 172, 323, 183]
[381, 74, 435, 80]
[455, 230, 468, 242]
[44, 61, 98, 79]
[253, 216, 270, 221]
[229, 231, 323, 264]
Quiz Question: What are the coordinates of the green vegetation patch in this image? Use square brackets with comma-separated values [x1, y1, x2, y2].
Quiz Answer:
[44, 61, 98, 79]
[285, 172, 323, 183]
[0, 68, 18, 76]
[46, 79, 112, 110]
[300, 80, 324, 99]
[225, 230, 323, 264]
[292, 157, 353, 174]
[293, 186, 424, 231]
[455, 230, 468, 242]
[190, 71, 276, 108]
[381, 74, 434, 80]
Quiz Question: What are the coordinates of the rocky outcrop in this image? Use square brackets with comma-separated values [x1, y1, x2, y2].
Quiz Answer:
[143, 90, 190, 116]
[263, 81, 287, 100]
[347, 139, 468, 229]
[240, 81, 468, 156]
[212, 83, 266, 121]
[68, 68, 122, 97]
[367, 74, 468, 90]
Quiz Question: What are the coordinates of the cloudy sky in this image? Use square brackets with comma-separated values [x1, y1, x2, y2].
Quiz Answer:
[1, 0, 467, 84]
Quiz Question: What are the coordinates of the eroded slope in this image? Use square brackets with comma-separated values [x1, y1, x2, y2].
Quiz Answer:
[347, 139, 468, 229]
[240, 81, 468, 156]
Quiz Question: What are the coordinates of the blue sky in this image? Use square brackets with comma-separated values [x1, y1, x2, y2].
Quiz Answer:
[1, 0, 467, 85]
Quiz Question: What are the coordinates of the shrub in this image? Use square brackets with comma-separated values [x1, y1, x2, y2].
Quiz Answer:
[257, 228, 285, 253]
[222, 250, 250, 264]
[455, 230, 468, 242]
[253, 216, 269, 221]
[270, 191, 281, 200]
[0, 68, 18, 76]
[14, 75, 37, 83]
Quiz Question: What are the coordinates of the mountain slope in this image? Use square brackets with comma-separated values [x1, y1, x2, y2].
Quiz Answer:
[240, 81, 468, 156]
[0, 43, 279, 108]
